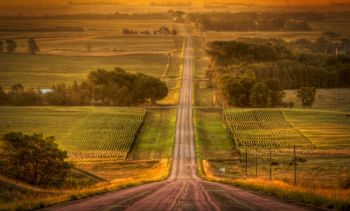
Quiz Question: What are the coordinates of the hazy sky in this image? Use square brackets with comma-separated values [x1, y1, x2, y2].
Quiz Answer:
[0, 0, 345, 5]
[0, 0, 348, 16]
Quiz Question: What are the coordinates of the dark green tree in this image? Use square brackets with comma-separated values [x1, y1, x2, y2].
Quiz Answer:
[0, 132, 70, 187]
[0, 85, 8, 104]
[134, 74, 168, 104]
[27, 38, 40, 55]
[249, 82, 269, 107]
[5, 40, 17, 53]
[297, 87, 317, 107]
[0, 40, 4, 52]
[171, 29, 178, 36]
[7, 84, 24, 105]
[265, 79, 285, 107]
[88, 68, 168, 105]
[223, 77, 255, 107]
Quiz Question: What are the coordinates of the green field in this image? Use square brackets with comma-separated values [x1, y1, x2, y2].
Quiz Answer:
[131, 108, 176, 160]
[195, 108, 350, 189]
[284, 88, 350, 109]
[0, 19, 183, 90]
[283, 109, 350, 149]
[0, 53, 168, 88]
[223, 109, 314, 151]
[0, 20, 181, 55]
[205, 31, 323, 42]
[0, 106, 175, 209]
[195, 109, 236, 160]
[193, 36, 214, 107]
[0, 107, 146, 159]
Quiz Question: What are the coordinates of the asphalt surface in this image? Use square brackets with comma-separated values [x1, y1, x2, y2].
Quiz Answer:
[44, 34, 314, 211]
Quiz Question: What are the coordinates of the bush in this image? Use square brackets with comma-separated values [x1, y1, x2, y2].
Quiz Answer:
[339, 176, 350, 189]
[0, 132, 70, 187]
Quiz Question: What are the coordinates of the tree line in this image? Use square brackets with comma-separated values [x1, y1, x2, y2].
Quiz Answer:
[122, 26, 177, 36]
[207, 40, 350, 90]
[0, 68, 168, 106]
[0, 13, 172, 20]
[206, 38, 350, 107]
[219, 77, 286, 108]
[188, 12, 312, 32]
[292, 36, 350, 56]
[0, 38, 39, 54]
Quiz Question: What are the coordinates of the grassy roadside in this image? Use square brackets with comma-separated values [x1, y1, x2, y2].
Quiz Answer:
[0, 160, 170, 211]
[201, 173, 350, 211]
[194, 108, 350, 211]
[131, 108, 177, 160]
[0, 108, 176, 210]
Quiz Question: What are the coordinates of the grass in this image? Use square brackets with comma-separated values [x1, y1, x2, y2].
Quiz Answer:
[0, 19, 183, 89]
[282, 109, 350, 149]
[195, 108, 350, 210]
[0, 159, 170, 211]
[75, 160, 168, 182]
[202, 174, 350, 210]
[204, 17, 350, 43]
[0, 107, 176, 210]
[0, 53, 168, 88]
[205, 31, 324, 42]
[195, 108, 236, 160]
[0, 20, 175, 38]
[193, 35, 215, 107]
[131, 108, 177, 160]
[284, 88, 350, 109]
[0, 107, 146, 159]
[223, 109, 314, 151]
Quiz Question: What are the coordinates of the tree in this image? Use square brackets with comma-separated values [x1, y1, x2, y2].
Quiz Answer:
[297, 87, 317, 107]
[269, 18, 286, 30]
[86, 43, 92, 52]
[7, 84, 24, 105]
[88, 68, 168, 105]
[0, 132, 70, 187]
[134, 74, 168, 104]
[158, 26, 171, 36]
[0, 40, 4, 52]
[249, 82, 269, 107]
[265, 79, 285, 107]
[313, 37, 335, 54]
[122, 28, 138, 35]
[27, 38, 40, 55]
[5, 39, 17, 53]
[171, 29, 178, 36]
[0, 85, 8, 104]
[223, 77, 255, 107]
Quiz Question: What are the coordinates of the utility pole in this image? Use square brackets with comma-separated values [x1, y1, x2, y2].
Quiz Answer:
[255, 147, 258, 178]
[269, 149, 272, 181]
[245, 147, 248, 177]
[293, 145, 297, 186]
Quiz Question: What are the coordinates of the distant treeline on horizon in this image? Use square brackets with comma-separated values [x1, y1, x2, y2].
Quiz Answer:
[0, 13, 172, 20]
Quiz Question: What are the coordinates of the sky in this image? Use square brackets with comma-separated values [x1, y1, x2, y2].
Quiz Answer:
[0, 0, 349, 16]
[0, 0, 347, 5]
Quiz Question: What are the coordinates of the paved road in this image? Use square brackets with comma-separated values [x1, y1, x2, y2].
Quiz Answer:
[45, 33, 312, 211]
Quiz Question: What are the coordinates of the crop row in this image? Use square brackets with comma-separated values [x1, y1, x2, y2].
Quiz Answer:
[62, 107, 147, 159]
[224, 109, 314, 151]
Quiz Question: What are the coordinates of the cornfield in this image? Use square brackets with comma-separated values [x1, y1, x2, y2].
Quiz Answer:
[223, 109, 314, 152]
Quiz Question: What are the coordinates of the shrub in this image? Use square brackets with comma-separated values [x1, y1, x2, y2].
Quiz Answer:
[0, 132, 70, 187]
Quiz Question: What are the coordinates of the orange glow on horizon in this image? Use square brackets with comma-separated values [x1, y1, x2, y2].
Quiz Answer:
[0, 0, 347, 5]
